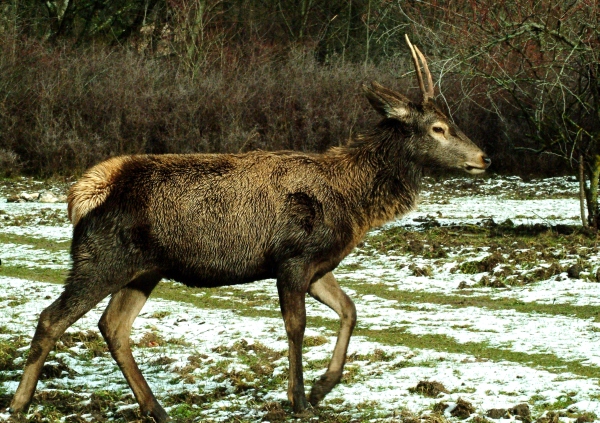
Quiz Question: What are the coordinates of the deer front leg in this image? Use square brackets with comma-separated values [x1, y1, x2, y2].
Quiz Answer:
[307, 272, 357, 405]
[277, 274, 309, 414]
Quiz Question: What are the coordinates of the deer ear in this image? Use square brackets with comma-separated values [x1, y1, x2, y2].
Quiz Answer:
[363, 81, 412, 119]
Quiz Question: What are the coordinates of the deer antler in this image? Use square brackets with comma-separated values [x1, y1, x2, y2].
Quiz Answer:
[405, 34, 435, 103]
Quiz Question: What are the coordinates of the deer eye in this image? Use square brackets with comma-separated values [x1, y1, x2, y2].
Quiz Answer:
[433, 126, 445, 134]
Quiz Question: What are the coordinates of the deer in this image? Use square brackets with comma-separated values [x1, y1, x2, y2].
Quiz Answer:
[8, 35, 490, 422]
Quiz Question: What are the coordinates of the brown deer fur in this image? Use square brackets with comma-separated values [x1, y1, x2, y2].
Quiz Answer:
[9, 41, 490, 422]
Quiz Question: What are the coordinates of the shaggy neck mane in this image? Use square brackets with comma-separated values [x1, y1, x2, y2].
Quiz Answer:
[326, 119, 423, 228]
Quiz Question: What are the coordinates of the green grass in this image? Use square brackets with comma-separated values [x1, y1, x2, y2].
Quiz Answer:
[0, 233, 71, 252]
[1, 265, 67, 284]
[153, 282, 282, 320]
[3, 175, 599, 422]
[530, 393, 597, 422]
[0, 338, 27, 375]
[365, 224, 597, 256]
[6, 269, 600, 381]
[358, 328, 600, 379]
[343, 281, 600, 322]
[3, 220, 600, 405]
[337, 262, 364, 272]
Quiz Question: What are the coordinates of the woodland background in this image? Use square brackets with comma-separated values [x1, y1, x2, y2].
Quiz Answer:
[0, 0, 598, 221]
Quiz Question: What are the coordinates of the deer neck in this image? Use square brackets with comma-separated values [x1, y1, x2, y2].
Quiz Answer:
[328, 125, 422, 229]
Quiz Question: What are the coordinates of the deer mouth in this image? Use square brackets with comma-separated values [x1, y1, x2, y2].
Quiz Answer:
[463, 164, 487, 174]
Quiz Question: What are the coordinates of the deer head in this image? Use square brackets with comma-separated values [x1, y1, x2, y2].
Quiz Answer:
[363, 35, 491, 174]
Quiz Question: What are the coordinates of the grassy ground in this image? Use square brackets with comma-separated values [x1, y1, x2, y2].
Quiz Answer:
[0, 176, 599, 422]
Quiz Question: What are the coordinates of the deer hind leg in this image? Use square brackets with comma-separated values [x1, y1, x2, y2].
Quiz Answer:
[9, 272, 124, 414]
[97, 271, 168, 422]
[307, 272, 357, 406]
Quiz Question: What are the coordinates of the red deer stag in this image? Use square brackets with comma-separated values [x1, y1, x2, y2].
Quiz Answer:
[9, 35, 490, 421]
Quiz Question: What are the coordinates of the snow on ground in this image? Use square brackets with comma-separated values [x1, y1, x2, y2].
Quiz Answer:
[1, 277, 599, 422]
[398, 197, 580, 226]
[0, 175, 599, 422]
[1, 225, 71, 241]
[335, 253, 600, 307]
[357, 300, 600, 365]
[0, 244, 70, 269]
[0, 201, 71, 241]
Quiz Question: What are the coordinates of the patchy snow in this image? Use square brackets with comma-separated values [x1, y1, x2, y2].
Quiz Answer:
[0, 224, 71, 241]
[419, 175, 579, 201]
[0, 200, 71, 241]
[2, 277, 599, 422]
[328, 344, 599, 416]
[357, 300, 600, 365]
[399, 197, 580, 226]
[0, 176, 599, 422]
[0, 244, 70, 269]
[335, 254, 600, 307]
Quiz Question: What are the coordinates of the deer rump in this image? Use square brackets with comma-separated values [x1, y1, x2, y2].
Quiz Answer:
[69, 152, 356, 289]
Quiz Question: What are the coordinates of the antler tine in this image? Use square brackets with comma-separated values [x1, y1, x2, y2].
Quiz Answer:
[415, 45, 434, 101]
[404, 34, 434, 103]
[404, 34, 426, 101]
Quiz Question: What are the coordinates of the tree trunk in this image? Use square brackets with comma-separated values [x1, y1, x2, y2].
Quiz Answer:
[187, 0, 206, 63]
[579, 155, 588, 227]
[588, 154, 600, 230]
[584, 154, 600, 230]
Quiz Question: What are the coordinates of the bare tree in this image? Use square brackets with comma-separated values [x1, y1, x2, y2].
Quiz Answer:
[398, 0, 600, 228]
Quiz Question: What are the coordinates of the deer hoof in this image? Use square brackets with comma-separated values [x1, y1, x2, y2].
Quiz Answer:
[7, 406, 26, 415]
[143, 405, 171, 422]
[291, 395, 309, 415]
[309, 372, 342, 406]
[293, 402, 314, 418]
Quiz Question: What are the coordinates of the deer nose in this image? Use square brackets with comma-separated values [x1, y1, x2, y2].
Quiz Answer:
[482, 155, 491, 166]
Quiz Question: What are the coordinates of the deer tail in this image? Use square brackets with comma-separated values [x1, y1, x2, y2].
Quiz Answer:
[67, 156, 128, 226]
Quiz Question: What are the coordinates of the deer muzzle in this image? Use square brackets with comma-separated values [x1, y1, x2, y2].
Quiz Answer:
[464, 154, 491, 174]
